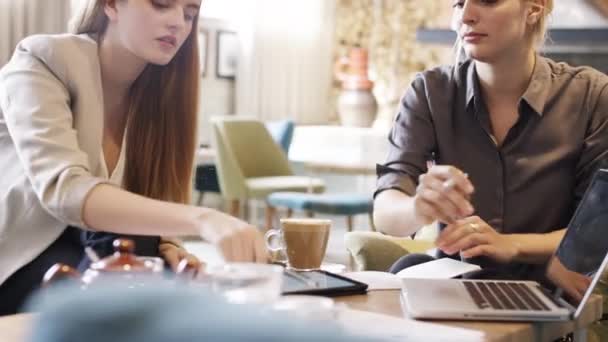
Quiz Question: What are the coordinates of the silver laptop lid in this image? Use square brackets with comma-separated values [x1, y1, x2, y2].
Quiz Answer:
[546, 169, 608, 318]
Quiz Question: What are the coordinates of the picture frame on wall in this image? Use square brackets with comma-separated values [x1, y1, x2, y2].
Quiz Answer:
[216, 30, 238, 80]
[198, 29, 208, 77]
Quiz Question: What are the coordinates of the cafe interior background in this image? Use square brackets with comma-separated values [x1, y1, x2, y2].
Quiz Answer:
[1, 0, 607, 268]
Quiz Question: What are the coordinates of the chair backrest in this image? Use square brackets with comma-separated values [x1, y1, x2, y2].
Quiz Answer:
[211, 120, 247, 200]
[211, 117, 293, 200]
[265, 120, 295, 154]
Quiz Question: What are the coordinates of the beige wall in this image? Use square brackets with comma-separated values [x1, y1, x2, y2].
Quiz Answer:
[0, 0, 71, 67]
[198, 18, 237, 145]
[196, 1, 455, 130]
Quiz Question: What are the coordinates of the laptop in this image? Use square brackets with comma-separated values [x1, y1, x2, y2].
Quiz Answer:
[402, 168, 608, 322]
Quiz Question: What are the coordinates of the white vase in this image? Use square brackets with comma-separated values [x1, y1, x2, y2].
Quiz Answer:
[337, 89, 378, 127]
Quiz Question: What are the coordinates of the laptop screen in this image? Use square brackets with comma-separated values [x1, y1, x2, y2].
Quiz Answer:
[546, 169, 608, 315]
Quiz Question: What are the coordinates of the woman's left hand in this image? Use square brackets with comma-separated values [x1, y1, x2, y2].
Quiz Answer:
[436, 216, 519, 264]
[159, 243, 204, 273]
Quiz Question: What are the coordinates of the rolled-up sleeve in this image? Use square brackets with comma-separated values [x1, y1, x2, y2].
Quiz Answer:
[574, 84, 608, 202]
[0, 52, 109, 228]
[375, 75, 437, 198]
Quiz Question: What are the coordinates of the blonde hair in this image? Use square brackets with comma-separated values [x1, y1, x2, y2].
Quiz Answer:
[70, 0, 200, 204]
[454, 0, 554, 63]
[530, 0, 553, 47]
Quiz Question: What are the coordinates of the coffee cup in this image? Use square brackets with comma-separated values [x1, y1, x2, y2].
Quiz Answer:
[265, 218, 331, 271]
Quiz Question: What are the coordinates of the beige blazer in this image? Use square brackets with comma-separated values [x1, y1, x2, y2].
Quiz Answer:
[0, 34, 124, 285]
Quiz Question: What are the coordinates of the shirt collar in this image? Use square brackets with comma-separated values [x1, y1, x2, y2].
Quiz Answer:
[463, 56, 551, 117]
[521, 56, 552, 117]
[465, 61, 477, 109]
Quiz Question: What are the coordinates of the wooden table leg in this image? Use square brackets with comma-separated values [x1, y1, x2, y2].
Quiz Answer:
[228, 199, 240, 218]
[346, 216, 354, 233]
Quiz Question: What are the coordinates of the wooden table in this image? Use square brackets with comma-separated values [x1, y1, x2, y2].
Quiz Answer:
[291, 160, 376, 175]
[197, 148, 378, 175]
[288, 125, 386, 176]
[335, 291, 603, 342]
[1, 291, 602, 342]
[196, 125, 386, 175]
[0, 313, 31, 342]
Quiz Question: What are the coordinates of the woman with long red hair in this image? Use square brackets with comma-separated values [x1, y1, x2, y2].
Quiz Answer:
[0, 0, 267, 315]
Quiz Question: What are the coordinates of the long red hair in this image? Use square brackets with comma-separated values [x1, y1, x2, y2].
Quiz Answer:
[70, 0, 200, 204]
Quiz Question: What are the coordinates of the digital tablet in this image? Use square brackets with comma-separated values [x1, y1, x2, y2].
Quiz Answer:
[281, 269, 368, 297]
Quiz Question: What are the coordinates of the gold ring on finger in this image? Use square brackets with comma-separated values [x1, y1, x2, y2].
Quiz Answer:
[443, 179, 455, 189]
[469, 223, 480, 234]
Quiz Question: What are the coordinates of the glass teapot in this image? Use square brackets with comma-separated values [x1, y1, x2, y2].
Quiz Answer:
[42, 238, 198, 289]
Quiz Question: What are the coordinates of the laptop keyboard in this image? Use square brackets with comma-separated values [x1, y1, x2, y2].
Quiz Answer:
[463, 281, 551, 311]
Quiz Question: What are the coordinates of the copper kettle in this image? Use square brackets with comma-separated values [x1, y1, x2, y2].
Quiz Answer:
[42, 238, 198, 288]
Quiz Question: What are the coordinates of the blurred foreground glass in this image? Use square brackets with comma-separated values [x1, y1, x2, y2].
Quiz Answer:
[272, 295, 340, 321]
[206, 263, 283, 304]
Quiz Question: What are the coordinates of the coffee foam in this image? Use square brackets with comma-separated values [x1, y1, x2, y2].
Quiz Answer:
[281, 221, 331, 232]
[280, 218, 331, 226]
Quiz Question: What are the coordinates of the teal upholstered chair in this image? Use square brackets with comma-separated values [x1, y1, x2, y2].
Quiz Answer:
[266, 192, 374, 232]
[265, 120, 295, 153]
[195, 120, 295, 206]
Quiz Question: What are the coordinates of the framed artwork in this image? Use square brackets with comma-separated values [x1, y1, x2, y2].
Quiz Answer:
[216, 30, 238, 79]
[198, 29, 208, 77]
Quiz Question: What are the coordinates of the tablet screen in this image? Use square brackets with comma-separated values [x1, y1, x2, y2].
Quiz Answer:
[281, 270, 367, 296]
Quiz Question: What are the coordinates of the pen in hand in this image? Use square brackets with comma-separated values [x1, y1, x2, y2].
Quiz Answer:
[425, 152, 473, 225]
[427, 152, 470, 189]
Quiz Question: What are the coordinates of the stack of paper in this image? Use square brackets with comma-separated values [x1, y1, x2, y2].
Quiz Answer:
[342, 271, 403, 291]
[394, 258, 481, 279]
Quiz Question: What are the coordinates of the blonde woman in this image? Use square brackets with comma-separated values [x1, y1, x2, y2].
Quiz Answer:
[374, 0, 608, 296]
[0, 0, 267, 314]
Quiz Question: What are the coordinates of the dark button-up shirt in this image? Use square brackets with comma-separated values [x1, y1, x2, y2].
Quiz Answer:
[376, 57, 608, 280]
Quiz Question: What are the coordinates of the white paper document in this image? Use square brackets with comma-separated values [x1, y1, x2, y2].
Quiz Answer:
[395, 258, 481, 279]
[344, 259, 481, 291]
[338, 308, 485, 342]
[343, 271, 403, 291]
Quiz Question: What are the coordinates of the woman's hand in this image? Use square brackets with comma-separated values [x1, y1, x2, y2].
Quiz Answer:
[197, 209, 268, 263]
[546, 257, 592, 304]
[159, 242, 204, 273]
[436, 216, 519, 264]
[413, 165, 475, 225]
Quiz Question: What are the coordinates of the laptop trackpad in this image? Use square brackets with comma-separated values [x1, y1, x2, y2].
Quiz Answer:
[404, 278, 479, 316]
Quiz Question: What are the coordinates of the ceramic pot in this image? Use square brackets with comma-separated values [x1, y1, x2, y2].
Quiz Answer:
[337, 90, 378, 127]
[335, 48, 378, 127]
[43, 239, 198, 289]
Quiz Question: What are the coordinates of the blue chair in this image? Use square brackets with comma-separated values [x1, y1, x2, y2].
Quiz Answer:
[265, 120, 295, 153]
[267, 192, 375, 232]
[195, 120, 295, 206]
